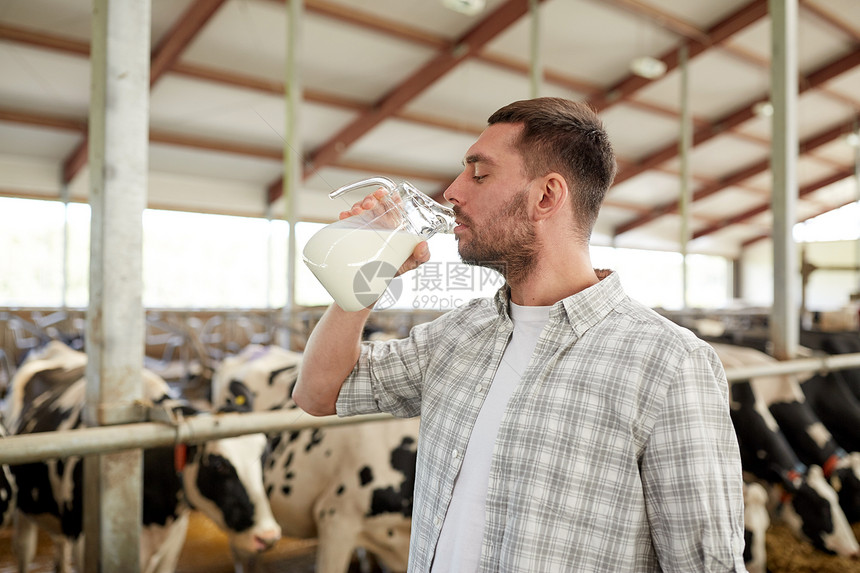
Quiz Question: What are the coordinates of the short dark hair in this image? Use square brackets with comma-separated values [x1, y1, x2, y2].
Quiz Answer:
[487, 97, 616, 240]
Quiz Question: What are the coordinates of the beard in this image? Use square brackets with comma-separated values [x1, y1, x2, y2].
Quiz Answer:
[455, 188, 538, 284]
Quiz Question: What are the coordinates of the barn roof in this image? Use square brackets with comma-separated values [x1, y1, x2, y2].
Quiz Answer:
[2, 0, 859, 258]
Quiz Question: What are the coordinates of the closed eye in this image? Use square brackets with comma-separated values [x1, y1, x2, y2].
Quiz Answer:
[473, 175, 487, 183]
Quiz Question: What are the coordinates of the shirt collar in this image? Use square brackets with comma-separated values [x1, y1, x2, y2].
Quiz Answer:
[493, 270, 626, 338]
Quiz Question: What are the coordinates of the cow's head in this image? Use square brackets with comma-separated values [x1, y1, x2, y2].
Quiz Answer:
[779, 465, 860, 557]
[182, 433, 281, 556]
[212, 345, 302, 412]
[743, 482, 769, 573]
[831, 452, 860, 524]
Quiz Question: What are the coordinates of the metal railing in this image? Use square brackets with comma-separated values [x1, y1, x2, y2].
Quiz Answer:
[0, 410, 395, 465]
[1, 351, 859, 467]
[723, 351, 860, 382]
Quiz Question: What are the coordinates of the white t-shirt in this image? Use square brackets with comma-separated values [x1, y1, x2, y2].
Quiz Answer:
[431, 302, 551, 572]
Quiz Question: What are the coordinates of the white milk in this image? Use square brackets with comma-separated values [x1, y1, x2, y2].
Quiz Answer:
[302, 226, 421, 311]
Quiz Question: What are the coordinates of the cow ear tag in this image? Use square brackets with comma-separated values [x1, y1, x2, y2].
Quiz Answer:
[235, 395, 246, 406]
[175, 443, 188, 472]
[822, 454, 839, 479]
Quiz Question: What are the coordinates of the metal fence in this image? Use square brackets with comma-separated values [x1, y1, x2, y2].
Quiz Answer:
[2, 350, 860, 466]
[0, 409, 396, 465]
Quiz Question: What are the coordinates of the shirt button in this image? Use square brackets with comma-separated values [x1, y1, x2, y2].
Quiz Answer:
[434, 516, 442, 527]
[452, 449, 460, 459]
[475, 384, 483, 392]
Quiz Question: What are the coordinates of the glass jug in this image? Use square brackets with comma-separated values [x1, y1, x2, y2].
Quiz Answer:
[302, 177, 456, 311]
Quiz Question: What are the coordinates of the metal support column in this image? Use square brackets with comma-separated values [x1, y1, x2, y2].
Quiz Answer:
[84, 0, 150, 569]
[678, 45, 692, 309]
[61, 183, 71, 309]
[769, 0, 799, 359]
[280, 0, 302, 350]
[529, 0, 542, 98]
[854, 119, 860, 300]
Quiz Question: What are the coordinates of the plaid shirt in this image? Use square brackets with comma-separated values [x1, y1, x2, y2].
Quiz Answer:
[337, 271, 746, 572]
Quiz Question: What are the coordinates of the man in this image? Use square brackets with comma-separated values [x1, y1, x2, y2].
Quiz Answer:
[294, 97, 745, 572]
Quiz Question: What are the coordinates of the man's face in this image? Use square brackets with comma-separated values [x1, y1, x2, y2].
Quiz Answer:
[443, 123, 539, 281]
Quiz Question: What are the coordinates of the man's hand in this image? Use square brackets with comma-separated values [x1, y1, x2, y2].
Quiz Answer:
[338, 188, 431, 277]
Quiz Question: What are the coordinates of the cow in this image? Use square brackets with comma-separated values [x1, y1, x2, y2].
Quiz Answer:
[801, 369, 860, 454]
[801, 330, 860, 399]
[711, 342, 860, 523]
[706, 330, 860, 451]
[212, 344, 417, 573]
[796, 331, 860, 453]
[212, 343, 303, 413]
[743, 481, 769, 573]
[0, 419, 15, 529]
[3, 340, 281, 572]
[711, 342, 860, 557]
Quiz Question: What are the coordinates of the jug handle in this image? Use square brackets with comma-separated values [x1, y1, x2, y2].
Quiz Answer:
[329, 177, 397, 199]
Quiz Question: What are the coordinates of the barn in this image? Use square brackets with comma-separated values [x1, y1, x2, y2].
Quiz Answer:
[1, 0, 860, 571]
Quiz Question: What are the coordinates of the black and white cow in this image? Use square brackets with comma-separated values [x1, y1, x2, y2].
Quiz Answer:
[4, 341, 281, 572]
[763, 370, 860, 525]
[213, 344, 417, 573]
[743, 481, 769, 573]
[802, 370, 860, 454]
[712, 341, 860, 523]
[711, 342, 860, 557]
[801, 331, 860, 399]
[212, 344, 303, 413]
[798, 331, 860, 453]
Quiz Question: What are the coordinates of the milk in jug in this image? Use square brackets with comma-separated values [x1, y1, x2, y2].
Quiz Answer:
[302, 177, 455, 311]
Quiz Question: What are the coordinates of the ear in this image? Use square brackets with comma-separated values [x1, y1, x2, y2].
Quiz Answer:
[533, 172, 568, 222]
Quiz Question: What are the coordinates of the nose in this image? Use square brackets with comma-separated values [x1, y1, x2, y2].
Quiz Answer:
[443, 173, 465, 205]
[253, 527, 281, 552]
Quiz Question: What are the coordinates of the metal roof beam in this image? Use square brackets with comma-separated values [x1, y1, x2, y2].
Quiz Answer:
[0, 22, 756, 154]
[61, 0, 228, 184]
[587, 0, 768, 112]
[698, 164, 858, 241]
[149, 0, 227, 85]
[0, 105, 459, 186]
[595, 0, 713, 45]
[614, 46, 860, 189]
[267, 0, 544, 203]
[0, 23, 90, 55]
[741, 174, 858, 248]
[616, 119, 858, 236]
[613, 46, 860, 236]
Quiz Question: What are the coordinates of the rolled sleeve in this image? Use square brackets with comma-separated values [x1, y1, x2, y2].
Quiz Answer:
[335, 342, 382, 417]
[336, 321, 436, 419]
